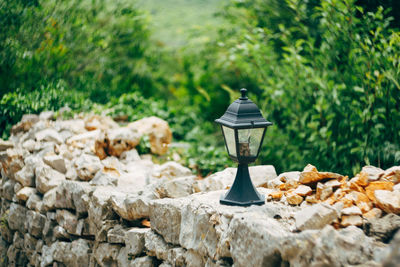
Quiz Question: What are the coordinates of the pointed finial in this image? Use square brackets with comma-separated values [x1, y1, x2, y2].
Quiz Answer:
[240, 88, 248, 100]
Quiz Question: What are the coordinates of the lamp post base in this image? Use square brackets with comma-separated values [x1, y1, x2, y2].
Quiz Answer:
[220, 163, 265, 207]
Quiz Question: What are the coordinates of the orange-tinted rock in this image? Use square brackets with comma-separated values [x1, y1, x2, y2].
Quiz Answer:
[270, 191, 283, 200]
[365, 181, 394, 202]
[294, 185, 312, 196]
[286, 192, 303, 205]
[281, 180, 299, 191]
[363, 208, 382, 219]
[316, 183, 333, 201]
[382, 166, 400, 184]
[349, 191, 372, 213]
[349, 180, 365, 193]
[299, 171, 343, 184]
[355, 172, 369, 187]
[374, 190, 400, 214]
[305, 195, 318, 204]
[340, 215, 363, 227]
[303, 164, 318, 172]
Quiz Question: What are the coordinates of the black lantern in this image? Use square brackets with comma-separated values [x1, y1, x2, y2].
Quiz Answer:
[215, 88, 272, 206]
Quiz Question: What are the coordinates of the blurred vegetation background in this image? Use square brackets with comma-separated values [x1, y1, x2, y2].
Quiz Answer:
[1, 0, 399, 176]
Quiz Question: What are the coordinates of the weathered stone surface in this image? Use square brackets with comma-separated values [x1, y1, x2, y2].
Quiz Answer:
[129, 116, 172, 155]
[88, 186, 117, 233]
[364, 208, 382, 220]
[55, 180, 92, 215]
[55, 210, 83, 236]
[16, 187, 36, 202]
[0, 139, 13, 151]
[35, 129, 63, 144]
[8, 203, 27, 232]
[150, 198, 190, 245]
[11, 114, 39, 135]
[93, 242, 122, 267]
[383, 230, 400, 266]
[152, 161, 192, 180]
[382, 166, 400, 184]
[53, 226, 71, 240]
[295, 203, 338, 231]
[286, 192, 303, 205]
[74, 154, 102, 181]
[293, 185, 312, 196]
[366, 214, 400, 242]
[374, 190, 400, 214]
[131, 256, 156, 267]
[145, 230, 173, 261]
[35, 164, 65, 193]
[362, 165, 385, 181]
[365, 181, 394, 202]
[25, 210, 46, 238]
[155, 176, 196, 198]
[341, 215, 362, 227]
[43, 154, 67, 174]
[299, 164, 343, 184]
[39, 111, 54, 121]
[90, 168, 119, 186]
[15, 155, 42, 187]
[125, 228, 150, 256]
[316, 182, 333, 201]
[2, 179, 16, 201]
[107, 225, 126, 244]
[341, 205, 362, 216]
[120, 149, 141, 163]
[95, 127, 141, 159]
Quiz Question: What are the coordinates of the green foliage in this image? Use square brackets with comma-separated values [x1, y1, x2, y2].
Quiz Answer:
[179, 0, 400, 174]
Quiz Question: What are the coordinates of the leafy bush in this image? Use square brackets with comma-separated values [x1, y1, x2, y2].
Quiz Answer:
[175, 0, 400, 174]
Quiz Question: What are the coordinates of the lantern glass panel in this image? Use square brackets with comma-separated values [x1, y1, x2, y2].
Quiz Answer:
[238, 128, 265, 157]
[222, 126, 237, 157]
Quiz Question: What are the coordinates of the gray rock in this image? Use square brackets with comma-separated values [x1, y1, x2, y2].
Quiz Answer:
[55, 209, 83, 235]
[35, 164, 65, 193]
[2, 179, 16, 201]
[152, 161, 192, 180]
[88, 186, 116, 234]
[35, 129, 63, 144]
[125, 227, 150, 256]
[90, 169, 118, 186]
[107, 225, 126, 244]
[111, 192, 154, 221]
[39, 111, 54, 121]
[366, 213, 400, 242]
[15, 155, 42, 187]
[145, 230, 173, 261]
[120, 149, 141, 163]
[295, 203, 338, 231]
[0, 139, 13, 151]
[131, 256, 156, 267]
[150, 197, 190, 245]
[26, 193, 45, 212]
[25, 210, 46, 238]
[53, 225, 71, 240]
[55, 180, 92, 215]
[383, 230, 400, 267]
[43, 154, 67, 173]
[93, 242, 122, 267]
[155, 176, 196, 198]
[74, 154, 102, 181]
[8, 203, 27, 232]
[16, 187, 36, 202]
[42, 187, 57, 211]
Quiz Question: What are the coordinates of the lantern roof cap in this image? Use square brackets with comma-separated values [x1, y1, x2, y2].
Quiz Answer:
[215, 88, 272, 129]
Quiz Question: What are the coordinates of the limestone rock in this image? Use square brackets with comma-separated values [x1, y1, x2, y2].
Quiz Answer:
[56, 180, 93, 215]
[362, 165, 385, 181]
[363, 208, 382, 220]
[16, 187, 36, 201]
[90, 167, 119, 186]
[316, 182, 333, 201]
[120, 149, 141, 163]
[2, 179, 16, 201]
[366, 214, 400, 242]
[0, 139, 13, 151]
[66, 129, 101, 145]
[27, 193, 45, 212]
[74, 154, 102, 181]
[382, 166, 400, 184]
[35, 129, 63, 144]
[383, 230, 400, 266]
[107, 225, 126, 244]
[93, 242, 122, 267]
[152, 161, 192, 180]
[293, 185, 312, 196]
[42, 188, 57, 211]
[145, 230, 173, 261]
[295, 203, 338, 230]
[11, 114, 39, 135]
[341, 215, 362, 227]
[53, 226, 71, 240]
[155, 176, 195, 198]
[299, 164, 343, 184]
[131, 256, 156, 267]
[85, 115, 119, 131]
[366, 181, 394, 202]
[56, 209, 83, 235]
[125, 228, 150, 256]
[88, 186, 116, 233]
[150, 198, 190, 245]
[15, 155, 42, 187]
[8, 203, 27, 232]
[43, 154, 67, 174]
[128, 116, 172, 155]
[375, 190, 400, 214]
[286, 192, 303, 205]
[35, 164, 65, 193]
[95, 127, 141, 159]
[25, 210, 46, 238]
[341, 206, 362, 216]
[39, 111, 54, 121]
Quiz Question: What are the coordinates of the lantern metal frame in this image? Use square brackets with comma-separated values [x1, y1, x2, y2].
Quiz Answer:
[215, 88, 272, 206]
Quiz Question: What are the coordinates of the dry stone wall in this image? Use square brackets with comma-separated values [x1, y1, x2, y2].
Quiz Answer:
[0, 112, 399, 267]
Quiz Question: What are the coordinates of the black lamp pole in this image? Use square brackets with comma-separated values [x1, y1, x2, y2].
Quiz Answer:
[215, 88, 272, 206]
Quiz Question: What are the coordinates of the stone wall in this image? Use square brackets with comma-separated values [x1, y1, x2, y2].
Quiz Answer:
[0, 112, 399, 267]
